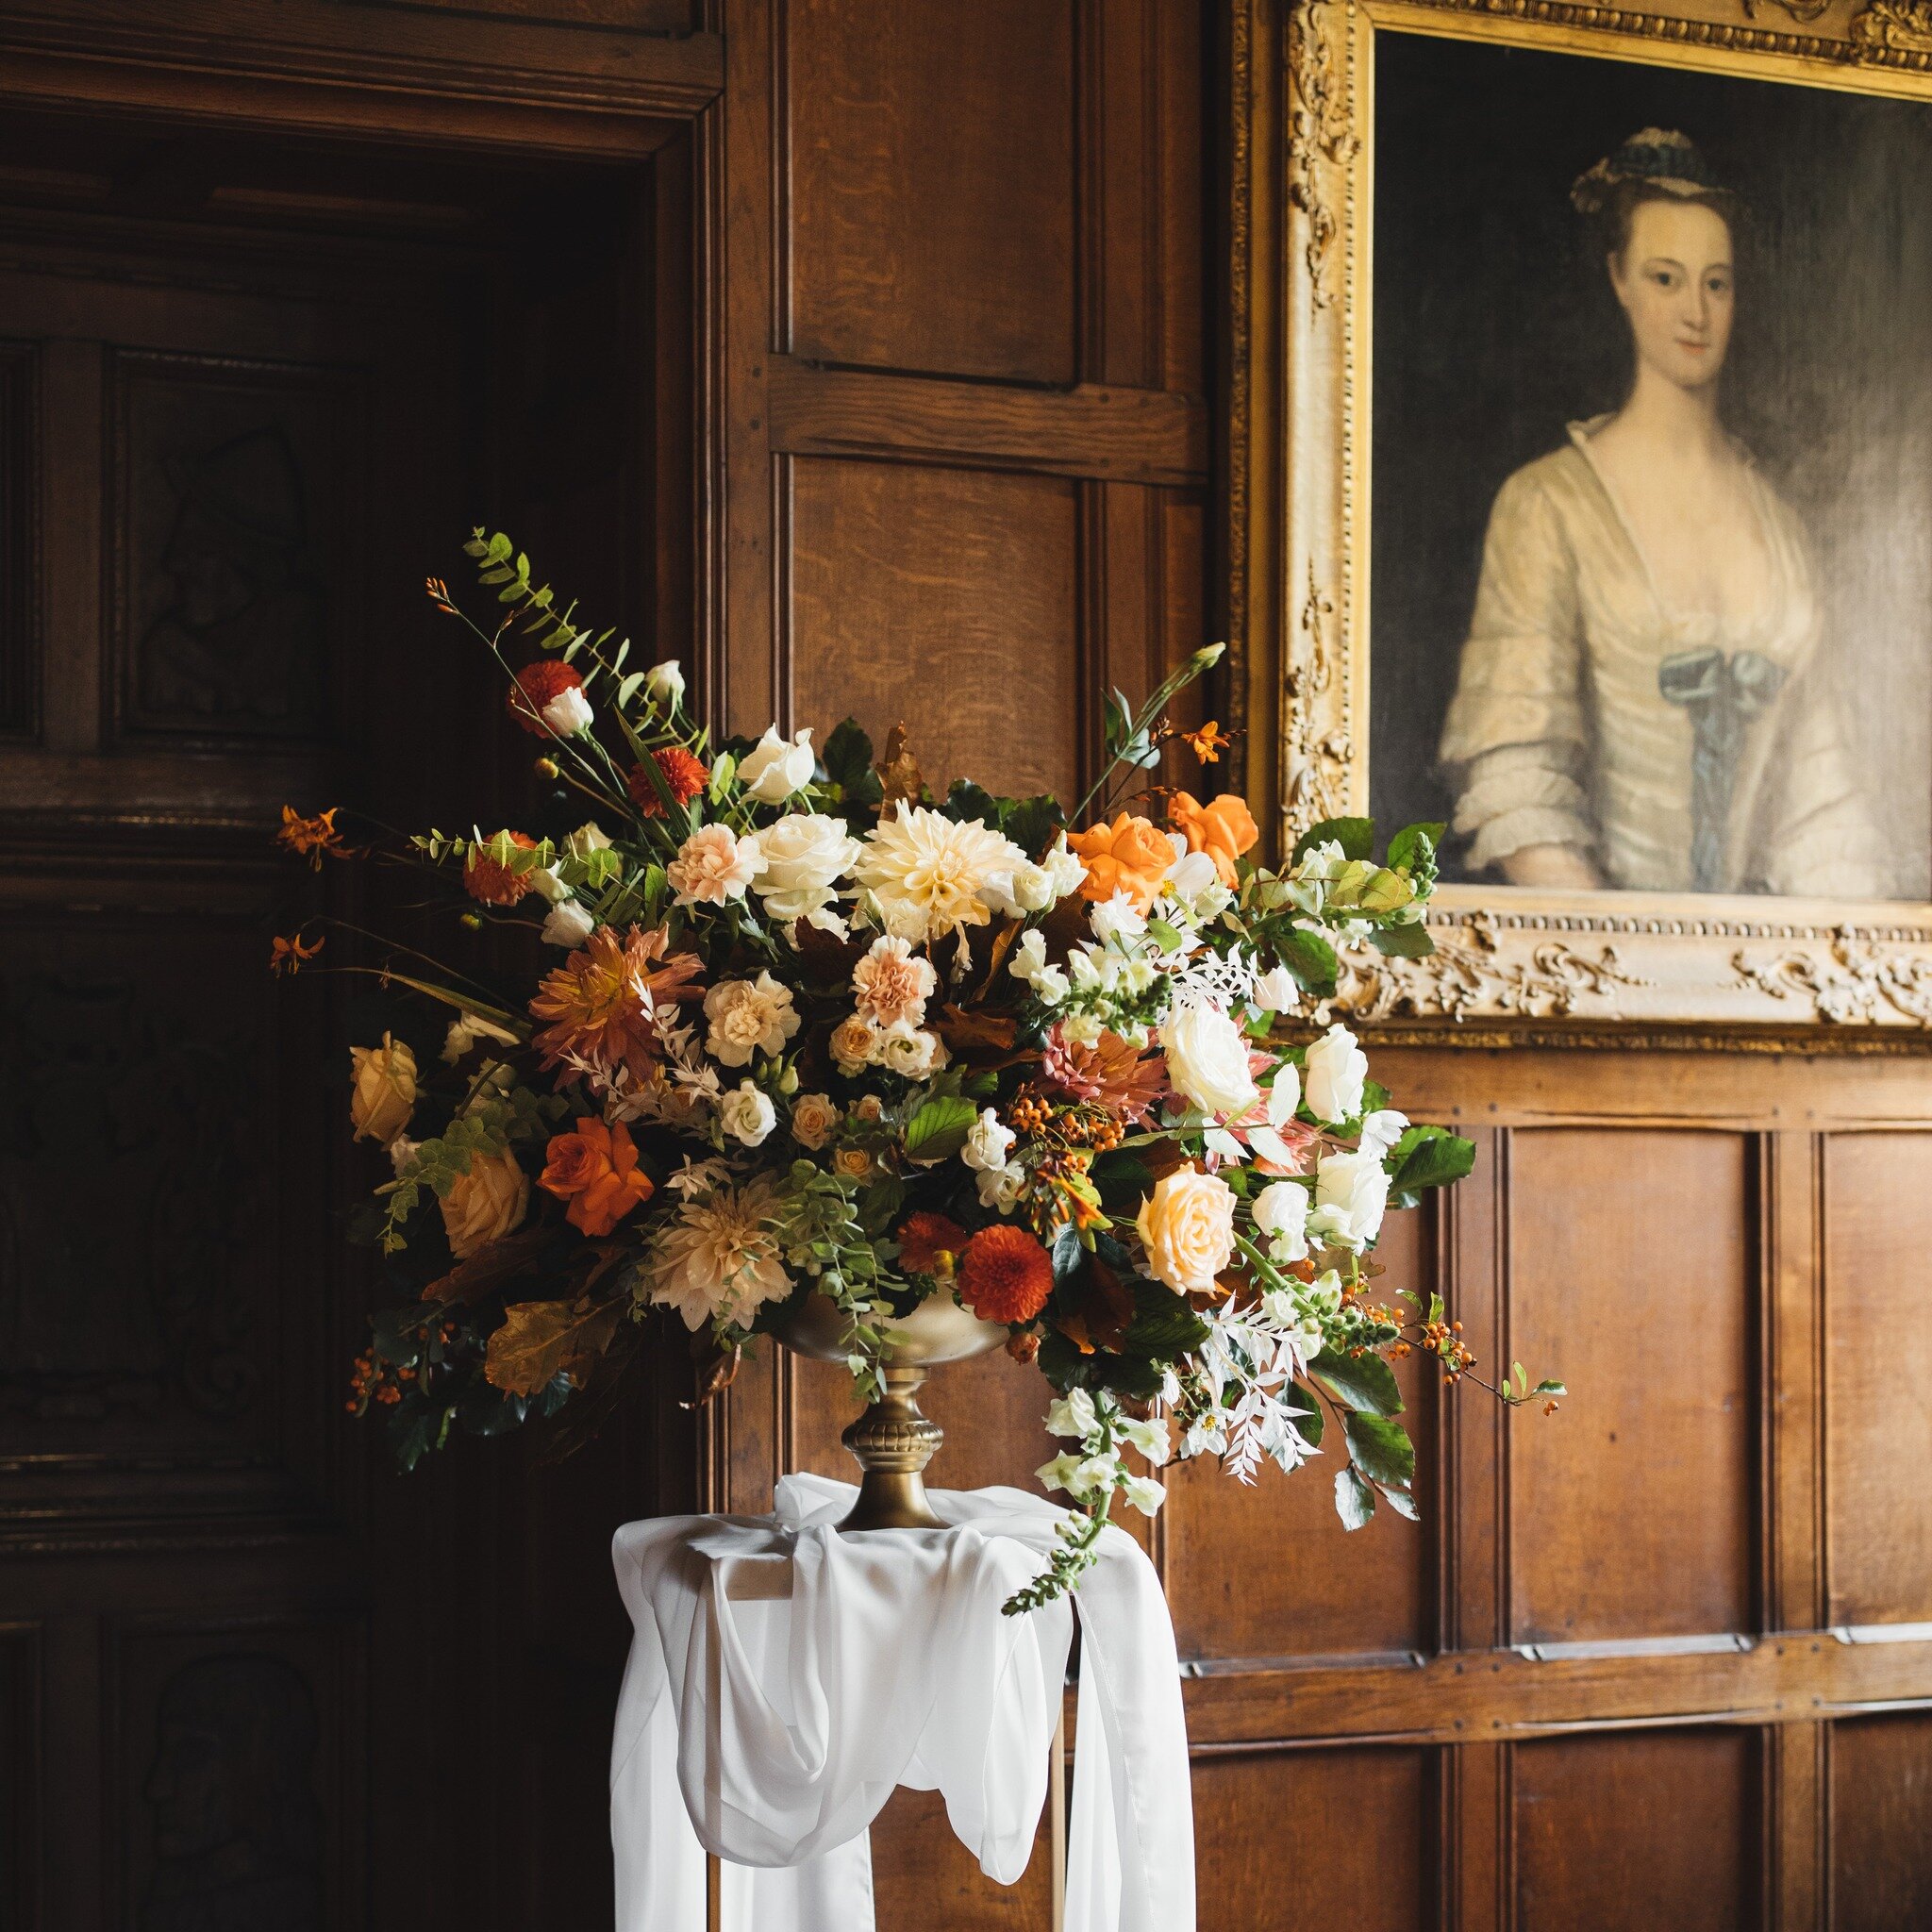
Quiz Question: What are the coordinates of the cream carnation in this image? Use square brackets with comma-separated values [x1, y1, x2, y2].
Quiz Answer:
[647, 1177, 791, 1329]
[1160, 999, 1259, 1120]
[752, 812, 862, 932]
[704, 972, 800, 1067]
[852, 934, 937, 1028]
[1134, 1166, 1237, 1296]
[852, 804, 1030, 944]
[668, 824, 766, 908]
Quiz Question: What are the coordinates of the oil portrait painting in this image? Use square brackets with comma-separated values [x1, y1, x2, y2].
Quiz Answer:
[1370, 34, 1932, 903]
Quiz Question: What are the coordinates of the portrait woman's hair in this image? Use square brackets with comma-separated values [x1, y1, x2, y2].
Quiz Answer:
[1572, 128, 1744, 268]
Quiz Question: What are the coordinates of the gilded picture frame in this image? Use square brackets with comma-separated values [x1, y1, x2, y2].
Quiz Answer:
[1230, 0, 1932, 1033]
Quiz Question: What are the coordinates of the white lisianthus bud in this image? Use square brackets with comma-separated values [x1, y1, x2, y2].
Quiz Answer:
[541, 684, 594, 736]
[642, 658, 685, 708]
[719, 1079, 777, 1147]
[1252, 1178, 1310, 1262]
[1160, 999, 1260, 1120]
[961, 1107, 1016, 1174]
[541, 899, 596, 948]
[1044, 1389, 1098, 1441]
[1252, 963, 1300, 1014]
[740, 724, 816, 803]
[1303, 1023, 1369, 1123]
[1358, 1108, 1409, 1159]
[1308, 1147, 1391, 1251]
[525, 865, 571, 906]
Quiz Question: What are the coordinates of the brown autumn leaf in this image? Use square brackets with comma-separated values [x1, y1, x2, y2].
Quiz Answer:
[422, 1226, 555, 1306]
[874, 723, 926, 807]
[1054, 1259, 1137, 1357]
[684, 1341, 744, 1409]
[972, 917, 1024, 1002]
[934, 1003, 1016, 1054]
[484, 1295, 625, 1397]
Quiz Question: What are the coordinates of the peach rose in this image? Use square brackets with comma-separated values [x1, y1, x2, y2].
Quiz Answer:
[540, 1117, 654, 1238]
[349, 1033, 417, 1146]
[1133, 1167, 1237, 1296]
[441, 1148, 529, 1258]
[1167, 791, 1259, 888]
[1066, 813, 1174, 911]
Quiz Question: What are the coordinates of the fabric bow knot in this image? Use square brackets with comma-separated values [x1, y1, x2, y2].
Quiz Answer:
[1658, 646, 1787, 891]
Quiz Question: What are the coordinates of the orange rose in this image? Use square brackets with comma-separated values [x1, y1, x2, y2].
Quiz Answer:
[1066, 812, 1174, 911]
[540, 1117, 655, 1238]
[1168, 791, 1259, 888]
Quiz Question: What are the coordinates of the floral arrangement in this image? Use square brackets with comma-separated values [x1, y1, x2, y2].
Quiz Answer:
[281, 532, 1559, 1611]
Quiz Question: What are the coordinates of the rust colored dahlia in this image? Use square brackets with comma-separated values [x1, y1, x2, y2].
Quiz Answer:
[528, 923, 705, 1080]
[958, 1224, 1054, 1325]
[506, 660, 585, 737]
[627, 746, 710, 818]
[465, 831, 540, 906]
[896, 1210, 969, 1275]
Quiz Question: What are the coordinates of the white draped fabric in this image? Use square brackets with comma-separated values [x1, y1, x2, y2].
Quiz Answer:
[609, 1474, 1194, 1932]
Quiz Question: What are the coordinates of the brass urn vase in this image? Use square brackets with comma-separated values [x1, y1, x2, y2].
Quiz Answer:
[773, 1291, 1008, 1531]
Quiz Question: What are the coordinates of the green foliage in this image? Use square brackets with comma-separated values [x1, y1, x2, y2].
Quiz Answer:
[1343, 1410, 1415, 1489]
[902, 1094, 978, 1165]
[1369, 923, 1437, 959]
[821, 720, 883, 808]
[1308, 1346, 1403, 1418]
[1388, 1124, 1477, 1208]
[1334, 1465, 1377, 1530]
[1292, 817, 1375, 865]
[1265, 925, 1340, 995]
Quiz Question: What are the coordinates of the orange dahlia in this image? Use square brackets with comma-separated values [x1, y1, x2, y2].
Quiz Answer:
[507, 660, 586, 737]
[627, 746, 710, 817]
[958, 1224, 1054, 1325]
[896, 1210, 969, 1275]
[528, 923, 705, 1080]
[465, 831, 540, 906]
[540, 1116, 654, 1237]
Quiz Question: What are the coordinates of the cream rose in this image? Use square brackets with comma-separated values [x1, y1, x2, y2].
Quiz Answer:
[1134, 1167, 1237, 1296]
[752, 812, 862, 932]
[719, 1079, 777, 1147]
[441, 1148, 528, 1258]
[828, 1014, 879, 1075]
[790, 1091, 841, 1150]
[1160, 999, 1258, 1120]
[704, 973, 800, 1068]
[349, 1033, 417, 1146]
[1303, 1023, 1369, 1123]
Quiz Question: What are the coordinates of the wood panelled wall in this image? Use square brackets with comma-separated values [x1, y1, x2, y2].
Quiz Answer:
[712, 5, 1932, 1928]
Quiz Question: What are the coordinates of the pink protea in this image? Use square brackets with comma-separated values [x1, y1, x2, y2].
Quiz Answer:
[1040, 1023, 1168, 1124]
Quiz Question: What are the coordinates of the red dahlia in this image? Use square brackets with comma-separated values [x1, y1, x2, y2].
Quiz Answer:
[958, 1224, 1054, 1325]
[896, 1210, 970, 1275]
[627, 746, 709, 817]
[507, 661, 585, 737]
[464, 830, 539, 906]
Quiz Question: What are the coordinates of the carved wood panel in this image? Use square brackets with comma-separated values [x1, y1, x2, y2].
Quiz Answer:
[0, 341, 33, 741]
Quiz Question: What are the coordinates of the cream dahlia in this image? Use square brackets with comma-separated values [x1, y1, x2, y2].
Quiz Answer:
[851, 804, 1029, 944]
[646, 1178, 791, 1330]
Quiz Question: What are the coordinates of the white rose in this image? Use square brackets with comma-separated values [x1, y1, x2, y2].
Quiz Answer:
[541, 899, 596, 948]
[1117, 1413, 1171, 1466]
[441, 1011, 520, 1064]
[704, 973, 800, 1068]
[976, 1160, 1026, 1211]
[790, 1091, 841, 1150]
[1120, 1473, 1166, 1516]
[961, 1107, 1015, 1174]
[753, 812, 862, 931]
[642, 658, 685, 709]
[1134, 1167, 1238, 1296]
[740, 724, 816, 803]
[876, 1024, 944, 1079]
[1303, 1023, 1369, 1123]
[1358, 1108, 1408, 1159]
[1252, 1179, 1310, 1261]
[719, 1079, 777, 1147]
[1044, 1388, 1098, 1441]
[1308, 1148, 1391, 1251]
[540, 684, 594, 736]
[1252, 963, 1300, 1014]
[1161, 999, 1259, 1120]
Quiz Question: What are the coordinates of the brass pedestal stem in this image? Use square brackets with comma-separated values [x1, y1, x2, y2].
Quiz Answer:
[837, 1364, 947, 1531]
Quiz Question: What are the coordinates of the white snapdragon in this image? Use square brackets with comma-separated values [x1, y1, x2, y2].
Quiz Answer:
[1358, 1108, 1409, 1159]
[961, 1107, 1016, 1174]
[1116, 1413, 1171, 1466]
[1303, 1023, 1369, 1123]
[1044, 1388, 1098, 1440]
[719, 1079, 778, 1147]
[1008, 928, 1070, 1005]
[739, 725, 816, 803]
[1120, 1474, 1167, 1517]
[1308, 1147, 1391, 1250]
[1252, 1178, 1310, 1262]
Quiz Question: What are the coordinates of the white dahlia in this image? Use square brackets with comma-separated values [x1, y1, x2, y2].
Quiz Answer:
[851, 804, 1029, 944]
[646, 1177, 791, 1330]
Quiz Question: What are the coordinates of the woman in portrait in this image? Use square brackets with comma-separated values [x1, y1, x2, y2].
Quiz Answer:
[1439, 129, 1885, 897]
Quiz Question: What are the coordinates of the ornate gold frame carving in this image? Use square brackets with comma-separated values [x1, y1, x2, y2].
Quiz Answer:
[1230, 0, 1932, 1034]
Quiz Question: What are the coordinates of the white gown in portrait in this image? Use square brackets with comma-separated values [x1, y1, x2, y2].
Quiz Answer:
[1439, 419, 1885, 897]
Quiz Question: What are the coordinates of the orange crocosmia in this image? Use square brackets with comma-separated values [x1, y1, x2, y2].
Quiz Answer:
[277, 805, 348, 869]
[896, 1210, 970, 1274]
[1065, 812, 1173, 911]
[269, 932, 325, 976]
[540, 1117, 655, 1237]
[1167, 791, 1259, 888]
[1184, 719, 1234, 764]
[465, 830, 540, 906]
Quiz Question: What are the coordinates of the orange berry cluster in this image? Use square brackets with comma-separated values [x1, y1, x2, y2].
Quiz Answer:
[1421, 1317, 1474, 1384]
